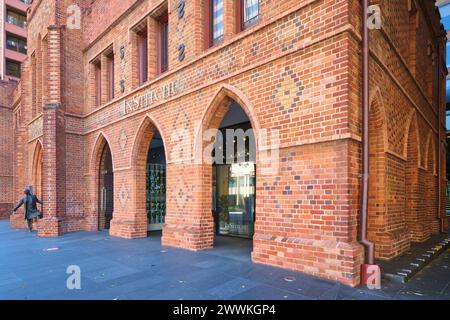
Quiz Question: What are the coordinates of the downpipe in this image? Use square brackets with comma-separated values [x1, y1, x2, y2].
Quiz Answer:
[360, 0, 379, 287]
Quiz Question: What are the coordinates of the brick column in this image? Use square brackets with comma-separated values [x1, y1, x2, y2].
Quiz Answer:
[38, 26, 66, 237]
[251, 140, 364, 287]
[162, 162, 214, 250]
[109, 168, 147, 239]
[223, 0, 237, 41]
[147, 16, 158, 80]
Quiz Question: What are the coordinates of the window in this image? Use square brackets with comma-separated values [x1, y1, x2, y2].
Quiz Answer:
[210, 0, 224, 46]
[6, 34, 27, 54]
[137, 28, 148, 84]
[240, 0, 260, 30]
[446, 110, 450, 130]
[6, 9, 27, 28]
[6, 60, 21, 78]
[20, 0, 32, 4]
[107, 52, 115, 100]
[157, 13, 169, 74]
[94, 61, 102, 107]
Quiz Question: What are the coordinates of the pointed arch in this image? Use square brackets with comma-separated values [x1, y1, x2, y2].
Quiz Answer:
[189, 83, 260, 247]
[31, 139, 43, 199]
[90, 132, 115, 231]
[130, 113, 169, 167]
[367, 87, 389, 258]
[90, 131, 115, 173]
[129, 113, 168, 236]
[194, 84, 261, 163]
[368, 87, 388, 153]
[403, 109, 421, 166]
[404, 109, 425, 241]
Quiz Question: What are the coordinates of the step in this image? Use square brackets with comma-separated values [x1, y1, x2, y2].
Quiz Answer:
[378, 235, 450, 284]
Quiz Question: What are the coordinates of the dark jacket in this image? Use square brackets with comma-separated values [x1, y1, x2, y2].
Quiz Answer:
[13, 194, 43, 220]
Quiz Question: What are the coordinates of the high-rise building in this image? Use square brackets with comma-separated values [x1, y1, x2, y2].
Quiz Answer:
[0, 0, 31, 81]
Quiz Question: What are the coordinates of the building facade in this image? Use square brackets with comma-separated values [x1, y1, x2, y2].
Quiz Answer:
[0, 0, 31, 81]
[4, 0, 448, 287]
[0, 80, 17, 219]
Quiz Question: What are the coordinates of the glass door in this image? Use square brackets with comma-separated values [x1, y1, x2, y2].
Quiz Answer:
[213, 162, 255, 238]
[147, 163, 166, 231]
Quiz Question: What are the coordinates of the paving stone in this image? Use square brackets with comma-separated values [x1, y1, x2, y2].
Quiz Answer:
[1, 221, 449, 300]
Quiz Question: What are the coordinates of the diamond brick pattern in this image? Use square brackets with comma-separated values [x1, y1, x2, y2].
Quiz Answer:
[0, 0, 445, 289]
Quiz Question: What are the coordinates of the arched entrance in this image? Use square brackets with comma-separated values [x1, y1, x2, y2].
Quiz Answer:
[146, 131, 167, 232]
[194, 86, 260, 252]
[212, 101, 256, 241]
[98, 143, 114, 230]
[32, 140, 43, 200]
[132, 116, 167, 236]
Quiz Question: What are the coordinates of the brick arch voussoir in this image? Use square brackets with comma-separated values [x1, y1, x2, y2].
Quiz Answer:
[193, 84, 261, 164]
[90, 132, 115, 174]
[130, 113, 169, 169]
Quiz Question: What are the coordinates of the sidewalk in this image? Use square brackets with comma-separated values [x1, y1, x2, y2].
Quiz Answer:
[0, 221, 449, 300]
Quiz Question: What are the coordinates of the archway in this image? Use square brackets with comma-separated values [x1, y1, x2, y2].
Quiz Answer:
[405, 114, 425, 242]
[197, 87, 258, 252]
[146, 132, 167, 232]
[212, 101, 256, 242]
[32, 140, 43, 200]
[367, 95, 388, 258]
[132, 116, 167, 236]
[98, 143, 114, 230]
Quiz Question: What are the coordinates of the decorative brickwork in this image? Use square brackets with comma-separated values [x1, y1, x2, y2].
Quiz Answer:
[0, 0, 446, 287]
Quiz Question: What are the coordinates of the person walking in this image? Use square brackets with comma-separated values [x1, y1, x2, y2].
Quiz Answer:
[12, 187, 43, 232]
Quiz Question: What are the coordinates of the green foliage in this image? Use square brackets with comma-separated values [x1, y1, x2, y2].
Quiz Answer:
[218, 195, 229, 223]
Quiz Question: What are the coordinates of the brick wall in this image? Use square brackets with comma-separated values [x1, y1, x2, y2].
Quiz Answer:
[348, 0, 447, 260]
[6, 0, 446, 287]
[0, 81, 16, 219]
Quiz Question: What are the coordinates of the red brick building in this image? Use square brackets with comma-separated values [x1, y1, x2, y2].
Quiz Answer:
[2, 0, 448, 287]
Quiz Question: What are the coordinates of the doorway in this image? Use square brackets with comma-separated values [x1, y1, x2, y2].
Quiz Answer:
[212, 102, 256, 240]
[99, 144, 114, 230]
[146, 132, 166, 232]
